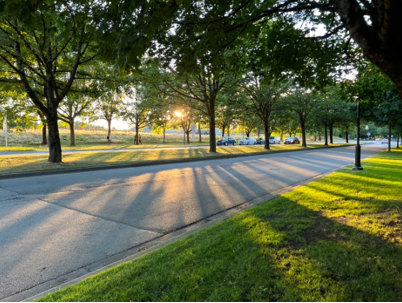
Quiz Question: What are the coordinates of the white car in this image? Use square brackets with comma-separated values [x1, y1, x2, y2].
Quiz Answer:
[269, 136, 281, 144]
[239, 137, 257, 145]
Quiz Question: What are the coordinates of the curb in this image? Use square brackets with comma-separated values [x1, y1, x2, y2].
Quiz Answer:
[0, 145, 352, 180]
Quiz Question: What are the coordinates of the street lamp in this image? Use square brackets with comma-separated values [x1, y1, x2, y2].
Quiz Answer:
[353, 101, 363, 170]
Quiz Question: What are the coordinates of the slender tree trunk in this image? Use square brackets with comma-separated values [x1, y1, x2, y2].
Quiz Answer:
[257, 124, 261, 137]
[135, 124, 139, 145]
[198, 123, 201, 143]
[329, 124, 334, 144]
[388, 124, 392, 152]
[162, 127, 166, 143]
[209, 115, 216, 153]
[314, 135, 317, 142]
[397, 133, 400, 148]
[300, 120, 307, 147]
[186, 130, 190, 144]
[263, 122, 270, 150]
[324, 123, 328, 146]
[206, 93, 217, 152]
[345, 125, 349, 143]
[107, 119, 112, 141]
[47, 111, 62, 163]
[246, 130, 251, 137]
[227, 125, 230, 136]
[69, 118, 76, 146]
[280, 129, 284, 141]
[222, 125, 226, 138]
[41, 124, 47, 145]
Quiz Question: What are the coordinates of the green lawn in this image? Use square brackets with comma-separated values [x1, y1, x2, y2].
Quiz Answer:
[0, 144, 347, 175]
[37, 148, 402, 301]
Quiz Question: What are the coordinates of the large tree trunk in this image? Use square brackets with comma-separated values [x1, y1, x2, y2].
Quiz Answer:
[69, 118, 76, 146]
[47, 111, 62, 163]
[41, 124, 47, 145]
[334, 1, 402, 96]
[186, 130, 190, 144]
[263, 122, 270, 150]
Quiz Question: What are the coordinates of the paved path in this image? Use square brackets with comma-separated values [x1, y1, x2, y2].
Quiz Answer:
[0, 145, 209, 157]
[0, 144, 385, 301]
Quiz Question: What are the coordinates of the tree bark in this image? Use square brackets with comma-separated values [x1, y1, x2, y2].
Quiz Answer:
[162, 127, 166, 143]
[107, 119, 112, 141]
[46, 111, 62, 163]
[135, 123, 139, 145]
[209, 115, 217, 152]
[388, 124, 392, 152]
[324, 123, 328, 146]
[334, 0, 402, 97]
[345, 125, 349, 143]
[198, 123, 202, 143]
[263, 122, 270, 150]
[329, 124, 334, 144]
[300, 119, 307, 147]
[69, 118, 76, 146]
[41, 124, 47, 145]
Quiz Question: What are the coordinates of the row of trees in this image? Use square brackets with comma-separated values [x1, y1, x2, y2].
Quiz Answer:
[1, 0, 402, 162]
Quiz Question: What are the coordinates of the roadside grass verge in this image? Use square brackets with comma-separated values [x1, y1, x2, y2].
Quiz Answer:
[37, 149, 402, 301]
[0, 144, 349, 175]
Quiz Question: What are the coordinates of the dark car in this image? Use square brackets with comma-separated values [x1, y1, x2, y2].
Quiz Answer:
[255, 138, 265, 144]
[284, 137, 300, 144]
[217, 136, 236, 146]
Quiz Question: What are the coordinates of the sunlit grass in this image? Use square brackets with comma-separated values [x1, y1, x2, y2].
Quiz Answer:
[0, 144, 350, 175]
[38, 149, 402, 301]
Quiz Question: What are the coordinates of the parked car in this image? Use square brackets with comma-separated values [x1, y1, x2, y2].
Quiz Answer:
[381, 139, 388, 144]
[217, 136, 236, 146]
[255, 137, 265, 144]
[239, 137, 257, 145]
[269, 136, 281, 144]
[284, 137, 300, 144]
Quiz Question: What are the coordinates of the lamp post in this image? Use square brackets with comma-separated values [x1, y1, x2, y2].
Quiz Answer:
[353, 101, 363, 170]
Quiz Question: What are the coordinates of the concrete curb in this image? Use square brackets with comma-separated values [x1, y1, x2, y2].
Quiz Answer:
[0, 145, 351, 180]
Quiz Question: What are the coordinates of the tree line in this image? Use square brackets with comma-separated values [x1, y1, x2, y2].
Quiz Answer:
[0, 0, 401, 162]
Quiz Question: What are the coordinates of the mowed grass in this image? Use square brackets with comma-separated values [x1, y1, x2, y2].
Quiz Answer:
[38, 149, 402, 302]
[0, 143, 346, 175]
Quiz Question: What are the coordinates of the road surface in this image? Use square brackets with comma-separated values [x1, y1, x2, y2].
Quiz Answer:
[0, 144, 385, 301]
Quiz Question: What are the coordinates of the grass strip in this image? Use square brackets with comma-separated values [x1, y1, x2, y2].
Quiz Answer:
[38, 148, 402, 302]
[0, 144, 348, 175]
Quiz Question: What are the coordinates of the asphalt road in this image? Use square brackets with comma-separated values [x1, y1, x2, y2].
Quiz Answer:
[0, 144, 385, 301]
